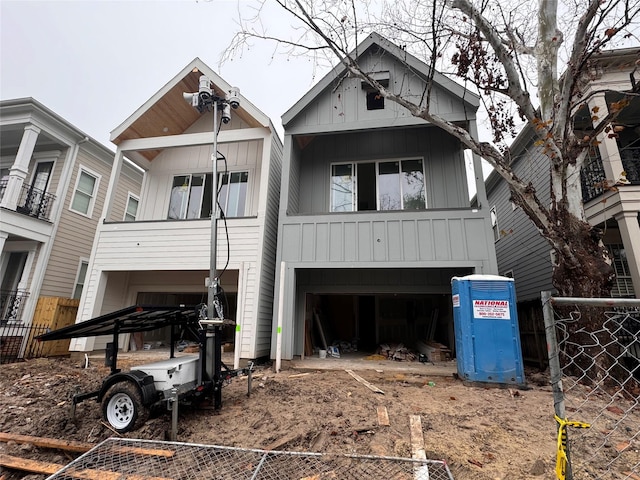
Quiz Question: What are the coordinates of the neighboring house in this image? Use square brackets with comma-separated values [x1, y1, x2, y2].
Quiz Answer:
[485, 48, 640, 364]
[0, 98, 142, 334]
[69, 59, 283, 364]
[271, 33, 498, 363]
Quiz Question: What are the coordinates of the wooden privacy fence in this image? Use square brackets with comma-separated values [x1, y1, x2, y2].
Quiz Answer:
[0, 297, 79, 363]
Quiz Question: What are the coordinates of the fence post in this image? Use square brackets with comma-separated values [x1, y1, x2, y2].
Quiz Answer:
[542, 290, 572, 480]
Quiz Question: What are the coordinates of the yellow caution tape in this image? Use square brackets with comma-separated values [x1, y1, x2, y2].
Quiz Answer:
[555, 414, 591, 480]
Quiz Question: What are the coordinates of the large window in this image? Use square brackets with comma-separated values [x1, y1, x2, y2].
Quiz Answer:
[330, 159, 426, 212]
[167, 171, 248, 220]
[70, 166, 100, 216]
[218, 171, 249, 218]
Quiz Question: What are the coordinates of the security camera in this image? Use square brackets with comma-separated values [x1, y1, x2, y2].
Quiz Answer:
[221, 103, 231, 124]
[198, 76, 212, 95]
[227, 86, 240, 109]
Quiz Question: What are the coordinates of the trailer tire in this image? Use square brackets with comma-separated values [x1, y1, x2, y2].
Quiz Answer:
[102, 381, 149, 433]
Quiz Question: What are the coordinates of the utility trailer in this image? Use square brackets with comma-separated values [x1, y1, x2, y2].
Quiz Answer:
[37, 305, 252, 434]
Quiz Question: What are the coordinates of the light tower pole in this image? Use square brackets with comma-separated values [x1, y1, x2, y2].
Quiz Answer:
[184, 75, 240, 409]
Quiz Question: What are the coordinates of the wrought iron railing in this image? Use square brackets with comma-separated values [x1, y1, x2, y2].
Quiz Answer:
[16, 183, 55, 220]
[581, 147, 606, 203]
[0, 322, 49, 364]
[620, 146, 640, 184]
[0, 289, 30, 324]
[0, 177, 7, 201]
[581, 145, 640, 203]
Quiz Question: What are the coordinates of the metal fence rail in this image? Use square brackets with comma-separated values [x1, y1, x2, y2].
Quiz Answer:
[543, 292, 640, 480]
[0, 322, 49, 364]
[45, 437, 454, 480]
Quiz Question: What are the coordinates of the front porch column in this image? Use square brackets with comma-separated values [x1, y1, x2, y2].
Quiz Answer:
[588, 94, 625, 183]
[0, 125, 41, 210]
[615, 211, 640, 298]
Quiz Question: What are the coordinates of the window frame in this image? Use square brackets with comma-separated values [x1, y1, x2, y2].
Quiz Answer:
[124, 192, 140, 222]
[329, 158, 427, 213]
[490, 205, 499, 242]
[69, 165, 101, 217]
[72, 259, 89, 300]
[167, 170, 251, 220]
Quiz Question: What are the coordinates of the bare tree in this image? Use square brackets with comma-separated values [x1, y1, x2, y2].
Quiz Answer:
[226, 0, 640, 301]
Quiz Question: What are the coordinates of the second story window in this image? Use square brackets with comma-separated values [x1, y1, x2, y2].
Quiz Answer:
[490, 205, 499, 242]
[167, 171, 248, 220]
[330, 159, 426, 212]
[218, 171, 248, 217]
[124, 193, 139, 222]
[70, 166, 100, 217]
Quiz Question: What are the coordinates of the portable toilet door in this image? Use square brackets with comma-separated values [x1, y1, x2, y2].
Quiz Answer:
[451, 274, 526, 386]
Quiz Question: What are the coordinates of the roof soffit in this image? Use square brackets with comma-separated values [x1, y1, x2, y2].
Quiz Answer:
[110, 58, 271, 162]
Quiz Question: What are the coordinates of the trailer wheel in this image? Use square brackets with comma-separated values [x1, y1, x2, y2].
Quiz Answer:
[102, 382, 149, 433]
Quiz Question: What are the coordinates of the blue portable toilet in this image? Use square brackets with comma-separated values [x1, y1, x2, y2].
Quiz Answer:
[451, 274, 526, 386]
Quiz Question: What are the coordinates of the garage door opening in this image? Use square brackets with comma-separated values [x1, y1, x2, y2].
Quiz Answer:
[132, 292, 237, 350]
[304, 293, 453, 359]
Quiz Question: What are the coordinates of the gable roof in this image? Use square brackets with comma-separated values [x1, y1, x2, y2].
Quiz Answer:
[110, 58, 271, 161]
[282, 32, 480, 127]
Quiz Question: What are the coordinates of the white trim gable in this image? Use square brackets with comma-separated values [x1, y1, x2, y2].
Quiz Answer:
[110, 58, 270, 142]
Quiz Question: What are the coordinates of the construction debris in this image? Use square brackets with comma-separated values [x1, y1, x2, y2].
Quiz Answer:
[377, 343, 418, 362]
[345, 369, 385, 394]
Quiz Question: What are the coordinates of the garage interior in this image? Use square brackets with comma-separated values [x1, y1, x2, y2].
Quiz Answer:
[304, 293, 454, 357]
[297, 267, 473, 360]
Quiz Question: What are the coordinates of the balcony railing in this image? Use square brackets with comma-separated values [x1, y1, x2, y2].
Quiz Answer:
[581, 146, 640, 203]
[0, 289, 30, 324]
[620, 146, 640, 184]
[16, 183, 56, 220]
[581, 148, 606, 203]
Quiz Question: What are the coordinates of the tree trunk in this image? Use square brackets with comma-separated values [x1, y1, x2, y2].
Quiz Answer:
[550, 214, 620, 385]
[551, 220, 614, 300]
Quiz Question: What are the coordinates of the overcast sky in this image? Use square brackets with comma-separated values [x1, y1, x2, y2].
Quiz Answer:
[1, 0, 328, 145]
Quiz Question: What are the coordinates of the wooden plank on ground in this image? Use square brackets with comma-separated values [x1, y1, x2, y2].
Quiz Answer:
[377, 406, 390, 426]
[109, 445, 176, 458]
[409, 415, 429, 480]
[345, 370, 384, 394]
[265, 431, 302, 451]
[409, 415, 426, 460]
[0, 454, 121, 480]
[0, 432, 92, 452]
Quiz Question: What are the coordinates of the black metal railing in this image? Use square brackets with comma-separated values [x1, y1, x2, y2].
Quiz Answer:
[16, 183, 55, 220]
[0, 177, 7, 202]
[0, 323, 50, 364]
[0, 289, 30, 324]
[620, 146, 640, 184]
[581, 147, 606, 203]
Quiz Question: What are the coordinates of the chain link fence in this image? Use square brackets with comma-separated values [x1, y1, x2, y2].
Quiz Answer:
[542, 292, 640, 480]
[44, 437, 453, 480]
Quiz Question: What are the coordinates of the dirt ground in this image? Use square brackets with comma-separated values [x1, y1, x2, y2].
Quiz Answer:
[0, 354, 638, 480]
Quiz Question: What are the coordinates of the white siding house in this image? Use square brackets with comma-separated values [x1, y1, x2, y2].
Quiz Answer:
[1, 98, 142, 355]
[271, 33, 498, 364]
[70, 59, 283, 363]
